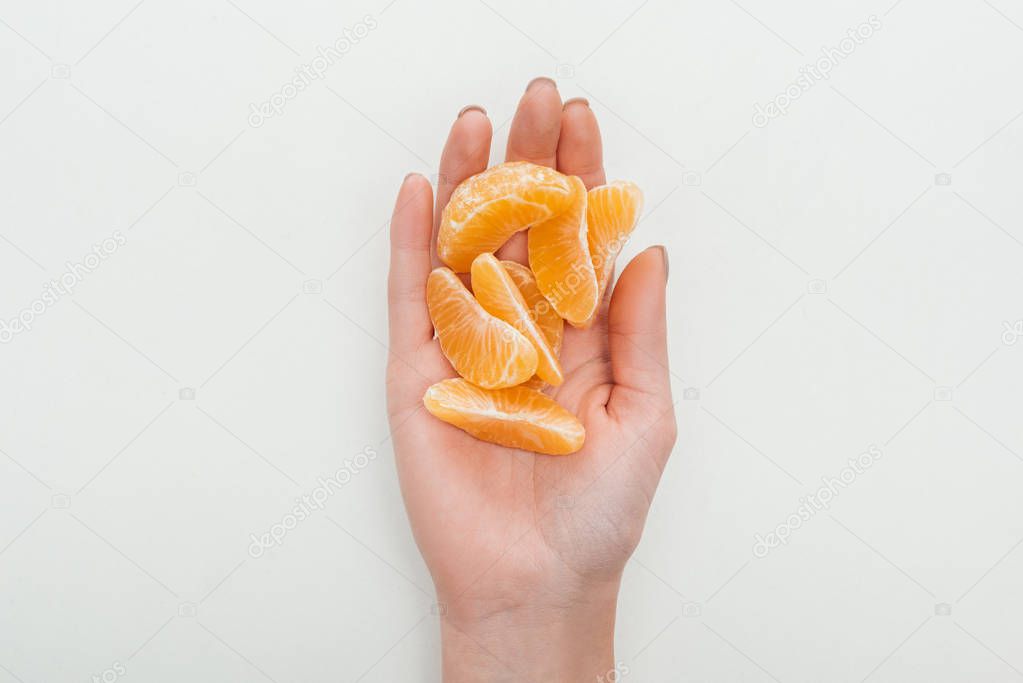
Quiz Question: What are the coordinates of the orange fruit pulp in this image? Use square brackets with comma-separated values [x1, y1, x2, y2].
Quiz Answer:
[423, 378, 585, 455]
[426, 267, 537, 389]
[527, 175, 599, 327]
[501, 260, 564, 391]
[587, 181, 643, 301]
[471, 253, 564, 386]
[501, 260, 564, 350]
[437, 161, 575, 272]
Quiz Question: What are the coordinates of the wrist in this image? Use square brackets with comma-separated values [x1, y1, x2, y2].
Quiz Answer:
[439, 576, 620, 682]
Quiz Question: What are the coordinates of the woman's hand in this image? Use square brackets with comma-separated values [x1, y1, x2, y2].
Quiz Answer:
[385, 77, 677, 682]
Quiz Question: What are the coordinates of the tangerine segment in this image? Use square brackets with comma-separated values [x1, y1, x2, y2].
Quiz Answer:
[587, 181, 643, 301]
[501, 260, 563, 356]
[423, 378, 585, 455]
[527, 175, 599, 326]
[438, 161, 575, 272]
[426, 268, 537, 389]
[471, 253, 564, 387]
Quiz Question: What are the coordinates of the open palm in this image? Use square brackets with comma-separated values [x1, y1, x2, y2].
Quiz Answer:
[385, 78, 677, 634]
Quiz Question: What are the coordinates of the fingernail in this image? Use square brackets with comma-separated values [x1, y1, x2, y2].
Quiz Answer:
[457, 104, 487, 118]
[563, 97, 589, 109]
[654, 245, 669, 281]
[526, 76, 557, 92]
[403, 172, 419, 184]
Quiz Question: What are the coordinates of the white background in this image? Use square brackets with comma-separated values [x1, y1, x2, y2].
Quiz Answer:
[1, 0, 1022, 681]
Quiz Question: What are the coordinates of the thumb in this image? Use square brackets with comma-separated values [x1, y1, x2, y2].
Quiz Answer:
[607, 246, 672, 407]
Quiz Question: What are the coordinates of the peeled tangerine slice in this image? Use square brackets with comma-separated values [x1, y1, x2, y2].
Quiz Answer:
[527, 175, 599, 327]
[438, 161, 575, 272]
[471, 253, 564, 386]
[587, 181, 643, 301]
[501, 261, 564, 355]
[501, 260, 564, 390]
[426, 268, 537, 389]
[423, 378, 585, 455]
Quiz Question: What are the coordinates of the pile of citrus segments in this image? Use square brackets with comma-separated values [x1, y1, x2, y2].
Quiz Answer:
[421, 161, 642, 455]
